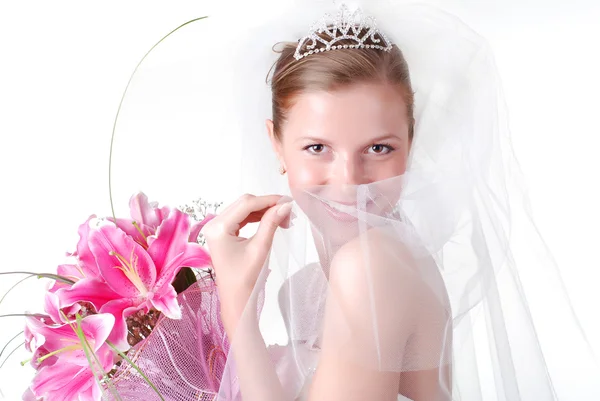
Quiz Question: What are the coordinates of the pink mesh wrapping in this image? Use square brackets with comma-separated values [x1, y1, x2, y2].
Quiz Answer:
[104, 278, 237, 401]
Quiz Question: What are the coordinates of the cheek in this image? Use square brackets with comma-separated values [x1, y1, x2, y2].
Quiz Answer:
[286, 162, 324, 189]
[369, 149, 409, 180]
[282, 148, 331, 189]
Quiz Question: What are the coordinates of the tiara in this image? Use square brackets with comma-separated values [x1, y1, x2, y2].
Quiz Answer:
[294, 4, 393, 61]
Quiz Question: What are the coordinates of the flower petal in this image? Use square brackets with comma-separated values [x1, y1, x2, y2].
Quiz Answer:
[31, 362, 83, 400]
[147, 209, 191, 278]
[44, 292, 80, 324]
[154, 243, 211, 292]
[150, 285, 181, 319]
[25, 314, 113, 367]
[30, 345, 113, 401]
[56, 263, 85, 281]
[79, 313, 115, 353]
[24, 316, 48, 353]
[89, 224, 157, 297]
[107, 217, 154, 249]
[129, 192, 170, 229]
[99, 298, 147, 351]
[56, 278, 120, 312]
[75, 215, 100, 277]
[48, 263, 85, 293]
[148, 208, 211, 289]
[189, 213, 216, 243]
[22, 387, 41, 401]
[24, 316, 69, 369]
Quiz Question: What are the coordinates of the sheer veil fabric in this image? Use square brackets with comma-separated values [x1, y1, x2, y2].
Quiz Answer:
[108, 1, 600, 400]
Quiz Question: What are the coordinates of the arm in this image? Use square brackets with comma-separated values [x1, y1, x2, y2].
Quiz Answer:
[220, 285, 290, 401]
[306, 228, 452, 401]
[203, 194, 294, 401]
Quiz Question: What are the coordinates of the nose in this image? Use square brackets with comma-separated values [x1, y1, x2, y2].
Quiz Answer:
[331, 154, 365, 187]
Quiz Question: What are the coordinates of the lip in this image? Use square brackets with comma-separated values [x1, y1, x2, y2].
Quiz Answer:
[320, 199, 374, 222]
[328, 200, 358, 206]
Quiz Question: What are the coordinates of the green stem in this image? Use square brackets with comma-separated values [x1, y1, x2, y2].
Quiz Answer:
[0, 276, 33, 309]
[0, 271, 75, 285]
[108, 16, 208, 220]
[106, 341, 165, 401]
[0, 331, 23, 361]
[0, 341, 25, 370]
[0, 314, 49, 319]
[71, 313, 122, 401]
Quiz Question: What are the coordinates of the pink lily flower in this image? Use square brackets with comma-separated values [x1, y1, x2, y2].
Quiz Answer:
[129, 192, 171, 230]
[71, 215, 99, 276]
[24, 315, 58, 370]
[109, 193, 170, 249]
[44, 292, 82, 324]
[58, 208, 211, 351]
[25, 313, 114, 372]
[49, 215, 100, 293]
[111, 192, 213, 247]
[29, 345, 114, 401]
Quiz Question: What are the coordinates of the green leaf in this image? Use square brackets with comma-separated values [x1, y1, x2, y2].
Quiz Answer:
[172, 267, 198, 294]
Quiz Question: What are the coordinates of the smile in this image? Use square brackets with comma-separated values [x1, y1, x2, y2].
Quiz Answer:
[320, 199, 374, 222]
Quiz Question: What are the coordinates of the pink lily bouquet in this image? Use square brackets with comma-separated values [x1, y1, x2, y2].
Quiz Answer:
[15, 193, 219, 401]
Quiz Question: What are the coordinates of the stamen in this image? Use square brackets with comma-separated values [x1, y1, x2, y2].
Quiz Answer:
[109, 250, 149, 295]
[132, 221, 148, 243]
[37, 344, 81, 363]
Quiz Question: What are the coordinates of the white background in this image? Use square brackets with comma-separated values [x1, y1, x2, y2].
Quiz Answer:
[1, 0, 599, 399]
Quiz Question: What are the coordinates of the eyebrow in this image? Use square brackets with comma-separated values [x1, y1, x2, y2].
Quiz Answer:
[294, 134, 402, 143]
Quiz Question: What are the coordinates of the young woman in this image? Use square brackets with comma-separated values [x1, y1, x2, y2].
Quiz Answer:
[107, 2, 600, 400]
[204, 13, 451, 400]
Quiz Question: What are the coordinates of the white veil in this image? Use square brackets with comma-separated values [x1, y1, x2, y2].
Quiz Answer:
[106, 1, 600, 400]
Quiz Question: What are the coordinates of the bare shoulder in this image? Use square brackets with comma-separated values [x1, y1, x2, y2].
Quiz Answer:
[325, 227, 426, 361]
[328, 226, 424, 297]
[322, 227, 453, 400]
[310, 227, 451, 400]
[327, 225, 451, 361]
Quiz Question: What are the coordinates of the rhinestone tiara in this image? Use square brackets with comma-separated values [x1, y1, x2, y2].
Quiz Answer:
[294, 4, 393, 61]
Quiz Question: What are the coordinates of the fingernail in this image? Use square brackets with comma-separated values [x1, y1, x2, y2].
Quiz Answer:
[277, 202, 293, 217]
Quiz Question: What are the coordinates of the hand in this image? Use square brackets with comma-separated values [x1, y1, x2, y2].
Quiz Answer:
[203, 194, 293, 331]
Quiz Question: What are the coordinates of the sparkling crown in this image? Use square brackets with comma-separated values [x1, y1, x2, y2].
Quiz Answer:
[294, 4, 393, 61]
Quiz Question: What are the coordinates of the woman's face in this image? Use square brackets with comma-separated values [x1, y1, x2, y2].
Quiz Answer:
[268, 82, 411, 204]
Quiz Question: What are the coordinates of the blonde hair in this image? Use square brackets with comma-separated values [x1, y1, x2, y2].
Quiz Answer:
[268, 30, 415, 141]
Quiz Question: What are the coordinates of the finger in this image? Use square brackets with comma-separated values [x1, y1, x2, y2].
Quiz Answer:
[212, 208, 269, 239]
[238, 207, 271, 227]
[220, 194, 285, 234]
[239, 204, 296, 229]
[279, 209, 296, 229]
[252, 201, 293, 250]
